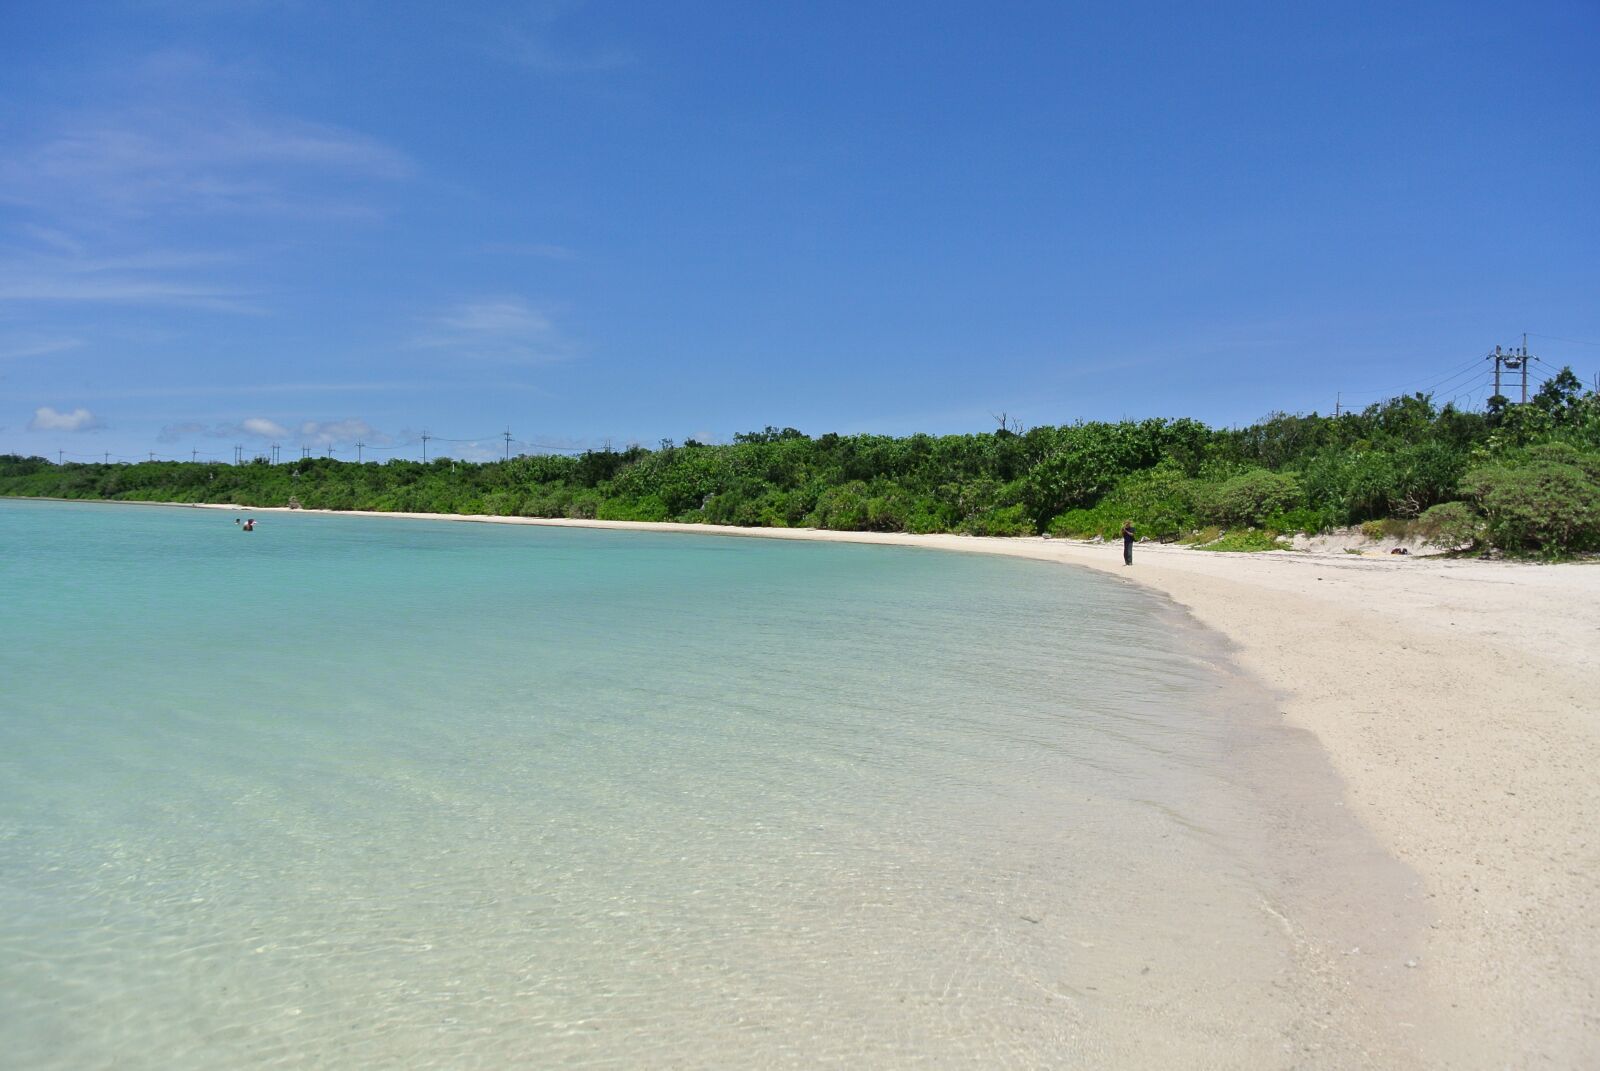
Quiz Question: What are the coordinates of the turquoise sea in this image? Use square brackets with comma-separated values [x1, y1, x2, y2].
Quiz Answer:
[0, 499, 1369, 1066]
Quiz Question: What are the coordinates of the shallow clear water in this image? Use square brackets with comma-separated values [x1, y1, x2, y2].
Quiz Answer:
[2, 499, 1327, 1067]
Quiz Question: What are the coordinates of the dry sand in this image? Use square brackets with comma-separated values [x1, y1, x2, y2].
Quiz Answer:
[206, 505, 1600, 1066]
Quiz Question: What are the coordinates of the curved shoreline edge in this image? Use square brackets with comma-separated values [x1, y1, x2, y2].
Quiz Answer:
[24, 498, 1600, 1065]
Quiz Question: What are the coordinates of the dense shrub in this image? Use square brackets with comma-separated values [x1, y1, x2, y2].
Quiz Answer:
[1046, 463, 1197, 540]
[1196, 470, 1302, 527]
[1461, 445, 1600, 555]
[1263, 506, 1340, 535]
[961, 504, 1032, 537]
[1191, 528, 1289, 553]
[810, 482, 870, 530]
[1418, 501, 1484, 551]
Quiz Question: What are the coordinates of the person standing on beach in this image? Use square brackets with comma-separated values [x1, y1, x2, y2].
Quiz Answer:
[1121, 520, 1135, 566]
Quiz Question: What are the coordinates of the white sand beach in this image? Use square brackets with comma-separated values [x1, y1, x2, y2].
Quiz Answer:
[202, 505, 1600, 1066]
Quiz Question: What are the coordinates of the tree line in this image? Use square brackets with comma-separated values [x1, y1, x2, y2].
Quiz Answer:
[5, 370, 1598, 556]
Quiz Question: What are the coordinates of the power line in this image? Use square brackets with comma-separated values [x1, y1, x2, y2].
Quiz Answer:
[1338, 353, 1488, 400]
[1526, 332, 1600, 349]
[1417, 362, 1493, 399]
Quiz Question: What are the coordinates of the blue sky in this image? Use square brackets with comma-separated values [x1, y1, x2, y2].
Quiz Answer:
[2, 1, 1596, 462]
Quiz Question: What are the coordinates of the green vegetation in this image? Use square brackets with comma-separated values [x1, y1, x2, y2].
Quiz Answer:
[1191, 528, 1290, 553]
[6, 372, 1600, 557]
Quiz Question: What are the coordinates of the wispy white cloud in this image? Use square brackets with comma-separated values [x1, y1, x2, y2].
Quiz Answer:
[442, 444, 503, 462]
[29, 406, 103, 432]
[298, 418, 384, 445]
[240, 416, 290, 439]
[0, 270, 257, 312]
[0, 53, 410, 320]
[0, 189, 264, 317]
[0, 335, 84, 361]
[0, 49, 414, 340]
[5, 380, 444, 402]
[156, 422, 206, 443]
[413, 295, 571, 364]
[0, 107, 411, 221]
[437, 297, 552, 336]
[490, 4, 635, 75]
[480, 240, 579, 260]
[0, 225, 263, 312]
[17, 225, 85, 255]
[157, 415, 391, 446]
[506, 36, 633, 74]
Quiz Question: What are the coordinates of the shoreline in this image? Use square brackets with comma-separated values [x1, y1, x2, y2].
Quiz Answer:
[19, 498, 1600, 1063]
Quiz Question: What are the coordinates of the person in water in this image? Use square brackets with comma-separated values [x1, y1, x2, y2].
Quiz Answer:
[1121, 520, 1135, 565]
[242, 518, 255, 531]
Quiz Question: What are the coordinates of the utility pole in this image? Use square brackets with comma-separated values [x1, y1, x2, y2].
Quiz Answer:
[104, 451, 110, 464]
[192, 449, 198, 463]
[422, 430, 430, 463]
[58, 450, 63, 465]
[504, 428, 512, 461]
[1490, 338, 1535, 404]
[148, 452, 155, 462]
[326, 444, 334, 459]
[1334, 392, 1341, 418]
[1521, 333, 1531, 403]
[271, 443, 280, 464]
[357, 441, 364, 463]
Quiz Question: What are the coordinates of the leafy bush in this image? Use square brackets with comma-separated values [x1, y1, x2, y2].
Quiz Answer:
[1263, 506, 1339, 535]
[597, 495, 672, 522]
[810, 482, 870, 530]
[1461, 446, 1600, 555]
[1417, 501, 1484, 551]
[961, 504, 1032, 536]
[1045, 463, 1196, 540]
[1196, 470, 1302, 527]
[1191, 528, 1289, 552]
[1047, 507, 1119, 540]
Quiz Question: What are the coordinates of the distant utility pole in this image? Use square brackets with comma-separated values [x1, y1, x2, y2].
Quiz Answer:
[1490, 336, 1535, 403]
[356, 441, 365, 463]
[1334, 392, 1342, 417]
[104, 451, 110, 464]
[504, 428, 512, 461]
[271, 443, 280, 464]
[148, 452, 155, 462]
[192, 450, 198, 463]
[234, 444, 243, 465]
[422, 430, 431, 463]
[326, 444, 334, 459]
